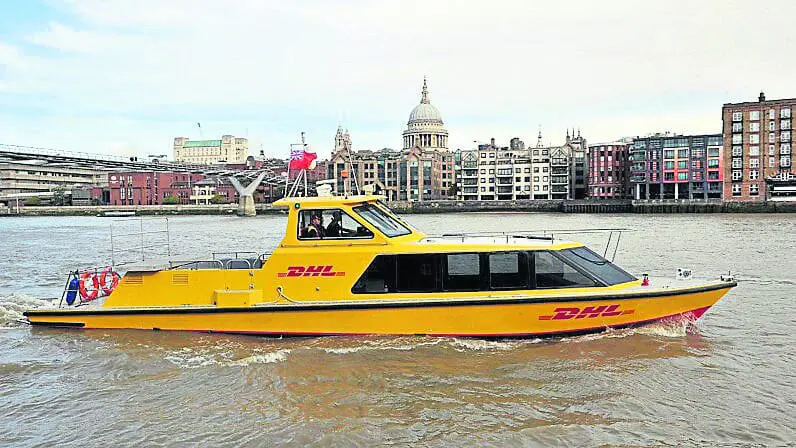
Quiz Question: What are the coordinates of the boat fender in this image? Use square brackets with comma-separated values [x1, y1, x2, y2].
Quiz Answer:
[65, 277, 80, 306]
[78, 271, 100, 301]
[99, 267, 120, 295]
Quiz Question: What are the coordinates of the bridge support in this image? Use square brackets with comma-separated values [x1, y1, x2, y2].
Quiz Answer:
[228, 172, 268, 217]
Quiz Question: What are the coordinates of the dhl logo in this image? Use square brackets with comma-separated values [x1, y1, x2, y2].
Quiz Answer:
[538, 304, 634, 320]
[277, 265, 345, 278]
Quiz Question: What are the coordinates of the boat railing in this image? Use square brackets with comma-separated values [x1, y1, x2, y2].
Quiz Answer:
[167, 252, 271, 270]
[109, 218, 171, 268]
[435, 228, 632, 262]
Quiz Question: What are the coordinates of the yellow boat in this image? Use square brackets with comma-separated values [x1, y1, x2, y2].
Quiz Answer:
[24, 195, 736, 337]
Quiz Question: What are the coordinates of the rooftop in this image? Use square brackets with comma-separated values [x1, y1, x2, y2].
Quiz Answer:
[181, 140, 222, 148]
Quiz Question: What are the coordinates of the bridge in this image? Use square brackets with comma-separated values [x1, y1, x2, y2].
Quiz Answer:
[0, 143, 315, 215]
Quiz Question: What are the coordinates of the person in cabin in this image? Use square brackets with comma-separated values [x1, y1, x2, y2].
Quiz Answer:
[326, 211, 343, 237]
[302, 214, 325, 239]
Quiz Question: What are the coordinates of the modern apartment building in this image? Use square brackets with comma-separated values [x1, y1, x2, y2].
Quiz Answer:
[0, 161, 109, 197]
[173, 135, 248, 165]
[629, 133, 723, 200]
[587, 141, 631, 199]
[722, 92, 794, 201]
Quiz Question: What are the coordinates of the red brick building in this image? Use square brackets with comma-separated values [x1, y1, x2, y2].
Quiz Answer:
[109, 171, 204, 205]
[588, 142, 631, 199]
[723, 92, 794, 201]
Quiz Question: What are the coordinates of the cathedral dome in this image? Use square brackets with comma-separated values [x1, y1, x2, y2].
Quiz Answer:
[407, 78, 443, 124]
[409, 103, 443, 123]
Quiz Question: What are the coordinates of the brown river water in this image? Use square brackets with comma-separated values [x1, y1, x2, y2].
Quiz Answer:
[0, 212, 794, 447]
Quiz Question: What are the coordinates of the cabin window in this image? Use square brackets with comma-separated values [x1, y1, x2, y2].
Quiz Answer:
[443, 253, 483, 291]
[297, 209, 374, 240]
[557, 247, 637, 285]
[489, 252, 529, 289]
[352, 255, 396, 293]
[352, 203, 411, 237]
[532, 251, 598, 288]
[396, 254, 439, 292]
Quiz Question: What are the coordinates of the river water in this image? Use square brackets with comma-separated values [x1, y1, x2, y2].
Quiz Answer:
[1, 212, 794, 447]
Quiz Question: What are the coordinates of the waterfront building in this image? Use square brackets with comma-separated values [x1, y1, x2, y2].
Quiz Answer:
[0, 161, 108, 199]
[587, 141, 631, 199]
[457, 132, 584, 201]
[567, 129, 589, 199]
[173, 135, 249, 165]
[109, 171, 205, 205]
[325, 79, 455, 201]
[629, 133, 724, 200]
[722, 92, 795, 201]
[189, 178, 237, 205]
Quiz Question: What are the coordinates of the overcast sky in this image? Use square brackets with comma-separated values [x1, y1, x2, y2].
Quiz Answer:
[1, 0, 794, 159]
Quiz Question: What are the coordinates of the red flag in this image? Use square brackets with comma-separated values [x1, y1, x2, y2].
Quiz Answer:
[289, 146, 317, 170]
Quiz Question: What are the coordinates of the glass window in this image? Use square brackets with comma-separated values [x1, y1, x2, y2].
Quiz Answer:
[558, 247, 636, 286]
[444, 253, 482, 291]
[489, 252, 529, 289]
[396, 254, 439, 292]
[732, 112, 743, 122]
[533, 251, 597, 289]
[353, 203, 411, 237]
[352, 255, 396, 293]
[298, 209, 373, 240]
[750, 111, 760, 121]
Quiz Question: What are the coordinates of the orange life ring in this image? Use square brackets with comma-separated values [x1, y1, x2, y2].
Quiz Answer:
[79, 271, 100, 301]
[99, 268, 120, 295]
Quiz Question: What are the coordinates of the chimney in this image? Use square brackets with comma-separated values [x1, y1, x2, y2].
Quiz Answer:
[759, 91, 766, 102]
[490, 137, 495, 147]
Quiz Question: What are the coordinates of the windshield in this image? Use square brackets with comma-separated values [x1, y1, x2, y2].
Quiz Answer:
[557, 246, 637, 286]
[353, 203, 411, 237]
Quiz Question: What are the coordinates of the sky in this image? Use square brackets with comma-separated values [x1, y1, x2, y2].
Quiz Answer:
[1, 0, 794, 160]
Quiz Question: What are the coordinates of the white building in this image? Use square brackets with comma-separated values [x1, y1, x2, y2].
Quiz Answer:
[173, 135, 248, 165]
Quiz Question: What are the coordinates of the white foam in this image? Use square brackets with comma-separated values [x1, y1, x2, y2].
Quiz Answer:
[164, 348, 291, 369]
[0, 293, 56, 327]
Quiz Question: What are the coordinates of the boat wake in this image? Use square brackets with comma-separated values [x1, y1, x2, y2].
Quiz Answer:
[163, 347, 292, 369]
[0, 293, 55, 328]
[562, 317, 698, 343]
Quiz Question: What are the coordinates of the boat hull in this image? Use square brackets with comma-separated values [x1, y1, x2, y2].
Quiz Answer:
[24, 282, 734, 337]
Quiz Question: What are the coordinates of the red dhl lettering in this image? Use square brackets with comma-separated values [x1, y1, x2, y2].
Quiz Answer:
[538, 304, 634, 320]
[278, 265, 345, 278]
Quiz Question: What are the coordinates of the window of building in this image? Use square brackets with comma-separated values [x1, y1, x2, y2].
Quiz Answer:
[749, 134, 760, 144]
[731, 146, 742, 157]
[664, 172, 675, 181]
[749, 170, 759, 180]
[770, 121, 777, 131]
[708, 171, 719, 180]
[732, 158, 743, 169]
[750, 184, 759, 196]
[533, 251, 597, 288]
[543, 167, 549, 172]
[782, 143, 792, 155]
[750, 111, 760, 121]
[749, 122, 760, 132]
[749, 146, 760, 156]
[664, 150, 675, 159]
[782, 156, 792, 167]
[770, 157, 776, 168]
[443, 253, 482, 291]
[489, 252, 529, 289]
[533, 167, 539, 173]
[664, 161, 675, 170]
[769, 132, 776, 142]
[396, 254, 439, 293]
[782, 120, 792, 130]
[750, 158, 760, 168]
[782, 132, 791, 142]
[678, 160, 688, 169]
[732, 122, 743, 133]
[534, 185, 539, 191]
[732, 170, 742, 180]
[732, 112, 743, 121]
[782, 108, 792, 119]
[352, 255, 396, 293]
[543, 185, 548, 191]
[732, 183, 742, 196]
[708, 159, 720, 168]
[677, 172, 688, 180]
[732, 134, 743, 144]
[769, 109, 776, 119]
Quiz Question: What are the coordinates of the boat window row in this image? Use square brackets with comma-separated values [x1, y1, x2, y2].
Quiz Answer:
[352, 248, 636, 294]
[297, 204, 411, 240]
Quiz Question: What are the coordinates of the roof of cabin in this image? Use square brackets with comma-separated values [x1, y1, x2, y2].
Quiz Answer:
[272, 194, 385, 208]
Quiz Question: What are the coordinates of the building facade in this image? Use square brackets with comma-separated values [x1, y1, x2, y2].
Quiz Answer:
[722, 92, 794, 201]
[587, 141, 631, 199]
[173, 135, 249, 165]
[456, 133, 584, 201]
[629, 133, 723, 200]
[109, 171, 205, 205]
[0, 161, 108, 198]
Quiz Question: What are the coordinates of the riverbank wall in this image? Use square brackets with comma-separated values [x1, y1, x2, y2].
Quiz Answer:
[1, 199, 794, 217]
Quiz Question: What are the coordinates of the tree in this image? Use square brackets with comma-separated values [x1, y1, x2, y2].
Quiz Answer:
[162, 195, 180, 205]
[209, 194, 228, 204]
[52, 186, 68, 206]
[26, 196, 42, 206]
